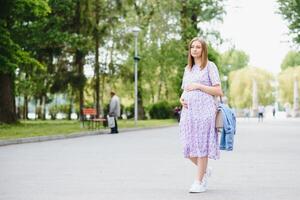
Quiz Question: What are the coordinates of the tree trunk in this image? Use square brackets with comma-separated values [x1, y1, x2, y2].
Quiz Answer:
[137, 87, 146, 120]
[16, 96, 21, 119]
[165, 81, 169, 100]
[94, 0, 101, 118]
[151, 88, 155, 104]
[180, 0, 198, 44]
[101, 74, 105, 115]
[76, 50, 85, 120]
[158, 66, 163, 101]
[42, 95, 46, 120]
[158, 82, 162, 101]
[180, 0, 189, 44]
[68, 98, 72, 120]
[137, 69, 145, 120]
[0, 72, 17, 124]
[75, 0, 85, 120]
[23, 95, 28, 120]
[35, 98, 40, 119]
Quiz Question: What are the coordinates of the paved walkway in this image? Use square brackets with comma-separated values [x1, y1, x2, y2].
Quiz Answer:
[0, 118, 300, 200]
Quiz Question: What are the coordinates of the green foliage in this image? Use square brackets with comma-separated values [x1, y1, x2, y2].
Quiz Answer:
[208, 44, 221, 70]
[278, 66, 300, 104]
[228, 67, 275, 108]
[15, 50, 46, 102]
[0, 0, 51, 124]
[0, 0, 50, 77]
[1, 0, 227, 124]
[178, 0, 225, 44]
[277, 0, 300, 45]
[48, 105, 59, 119]
[13, 0, 50, 20]
[48, 104, 69, 119]
[281, 51, 300, 70]
[138, 39, 186, 104]
[220, 49, 249, 76]
[0, 26, 19, 74]
[117, 0, 225, 110]
[124, 104, 134, 119]
[149, 101, 172, 119]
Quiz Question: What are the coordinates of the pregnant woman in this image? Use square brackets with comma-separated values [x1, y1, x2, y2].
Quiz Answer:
[179, 37, 223, 193]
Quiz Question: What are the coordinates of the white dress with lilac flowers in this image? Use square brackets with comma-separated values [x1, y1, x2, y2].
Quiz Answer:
[179, 61, 221, 159]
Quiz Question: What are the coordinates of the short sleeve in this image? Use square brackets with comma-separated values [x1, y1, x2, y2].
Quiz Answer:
[181, 67, 187, 89]
[208, 62, 221, 86]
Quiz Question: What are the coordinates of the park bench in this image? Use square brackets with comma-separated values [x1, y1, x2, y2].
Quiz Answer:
[82, 108, 107, 129]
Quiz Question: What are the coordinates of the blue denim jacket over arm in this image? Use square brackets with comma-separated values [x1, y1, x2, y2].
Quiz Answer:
[219, 104, 236, 151]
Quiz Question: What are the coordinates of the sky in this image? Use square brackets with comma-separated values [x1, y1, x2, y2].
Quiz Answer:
[216, 0, 293, 75]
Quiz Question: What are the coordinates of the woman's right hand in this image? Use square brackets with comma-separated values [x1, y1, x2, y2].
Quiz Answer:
[180, 98, 188, 109]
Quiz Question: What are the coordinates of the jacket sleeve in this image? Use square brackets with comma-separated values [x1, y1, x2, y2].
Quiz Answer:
[109, 98, 117, 113]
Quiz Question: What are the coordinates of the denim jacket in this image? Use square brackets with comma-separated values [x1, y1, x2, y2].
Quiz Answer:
[219, 104, 236, 151]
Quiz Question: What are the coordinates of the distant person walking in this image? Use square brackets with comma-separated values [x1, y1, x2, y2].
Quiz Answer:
[109, 91, 120, 134]
[174, 106, 181, 122]
[272, 107, 276, 118]
[258, 105, 265, 122]
[179, 37, 223, 193]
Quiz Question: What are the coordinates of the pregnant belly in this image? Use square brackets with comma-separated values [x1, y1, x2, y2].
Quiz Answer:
[183, 91, 216, 112]
[184, 90, 212, 102]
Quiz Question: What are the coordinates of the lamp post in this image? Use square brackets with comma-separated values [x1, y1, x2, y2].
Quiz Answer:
[132, 27, 140, 126]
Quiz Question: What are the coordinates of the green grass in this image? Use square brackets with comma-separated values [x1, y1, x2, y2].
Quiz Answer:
[118, 119, 177, 128]
[0, 119, 177, 140]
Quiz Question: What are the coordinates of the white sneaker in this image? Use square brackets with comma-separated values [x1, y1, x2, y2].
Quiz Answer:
[206, 167, 212, 178]
[189, 181, 206, 193]
[203, 167, 212, 188]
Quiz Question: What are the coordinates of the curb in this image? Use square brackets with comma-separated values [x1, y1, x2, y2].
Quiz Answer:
[0, 124, 177, 147]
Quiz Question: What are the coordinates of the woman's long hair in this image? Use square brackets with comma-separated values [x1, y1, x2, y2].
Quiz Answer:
[187, 37, 208, 69]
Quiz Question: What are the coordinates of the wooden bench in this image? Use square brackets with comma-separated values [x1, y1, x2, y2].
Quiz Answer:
[82, 108, 106, 129]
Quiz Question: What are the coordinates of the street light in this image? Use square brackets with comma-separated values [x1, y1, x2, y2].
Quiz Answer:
[132, 27, 140, 126]
[222, 75, 228, 94]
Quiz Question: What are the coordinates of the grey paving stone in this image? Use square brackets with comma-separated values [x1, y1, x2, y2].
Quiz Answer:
[0, 119, 299, 200]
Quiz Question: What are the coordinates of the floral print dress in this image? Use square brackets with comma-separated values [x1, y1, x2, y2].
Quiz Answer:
[179, 61, 221, 159]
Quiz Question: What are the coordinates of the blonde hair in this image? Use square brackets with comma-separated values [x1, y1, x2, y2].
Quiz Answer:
[187, 37, 208, 70]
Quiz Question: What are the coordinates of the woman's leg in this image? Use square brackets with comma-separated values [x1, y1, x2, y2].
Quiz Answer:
[189, 157, 198, 166]
[196, 156, 208, 182]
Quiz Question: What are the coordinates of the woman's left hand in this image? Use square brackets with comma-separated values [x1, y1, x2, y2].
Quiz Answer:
[185, 83, 201, 91]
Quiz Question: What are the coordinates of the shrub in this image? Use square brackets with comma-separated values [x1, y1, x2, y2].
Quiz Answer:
[125, 104, 134, 119]
[149, 101, 173, 119]
[49, 105, 59, 120]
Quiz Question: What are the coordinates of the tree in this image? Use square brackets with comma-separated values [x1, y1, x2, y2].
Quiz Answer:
[130, 0, 156, 119]
[277, 0, 300, 45]
[91, 0, 127, 117]
[179, 0, 225, 44]
[228, 67, 275, 108]
[0, 0, 49, 123]
[219, 49, 249, 94]
[220, 49, 249, 76]
[72, 0, 93, 120]
[0, 27, 20, 123]
[278, 66, 300, 105]
[122, 0, 225, 110]
[281, 51, 300, 70]
[15, 51, 45, 120]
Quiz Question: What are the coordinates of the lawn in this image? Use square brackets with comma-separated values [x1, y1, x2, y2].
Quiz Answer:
[0, 119, 178, 140]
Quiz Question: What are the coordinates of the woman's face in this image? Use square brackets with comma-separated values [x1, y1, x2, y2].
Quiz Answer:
[190, 40, 202, 58]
